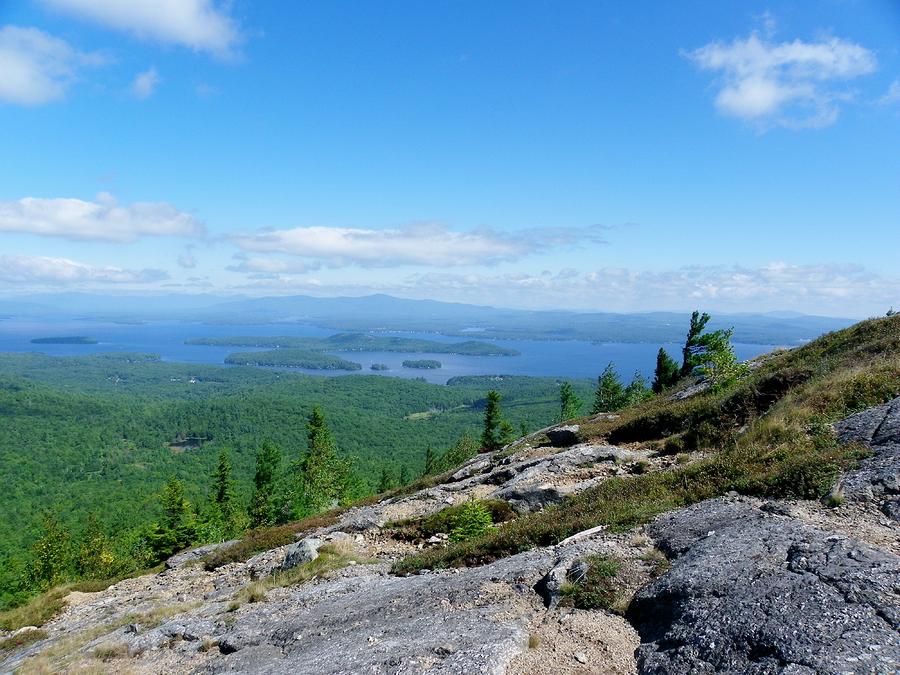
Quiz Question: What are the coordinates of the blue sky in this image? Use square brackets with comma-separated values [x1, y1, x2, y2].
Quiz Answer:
[0, 1, 898, 316]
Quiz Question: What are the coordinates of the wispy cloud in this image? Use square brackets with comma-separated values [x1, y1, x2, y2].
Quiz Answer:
[0, 193, 205, 242]
[878, 80, 900, 106]
[232, 263, 898, 316]
[44, 0, 242, 58]
[0, 255, 168, 285]
[227, 253, 321, 277]
[231, 222, 612, 269]
[686, 29, 877, 129]
[0, 26, 106, 105]
[130, 67, 160, 99]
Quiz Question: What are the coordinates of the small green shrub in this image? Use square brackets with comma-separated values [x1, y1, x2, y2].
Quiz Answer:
[449, 500, 494, 542]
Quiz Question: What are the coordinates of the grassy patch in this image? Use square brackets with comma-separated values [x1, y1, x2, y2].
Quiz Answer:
[0, 572, 159, 632]
[202, 510, 343, 570]
[388, 499, 516, 542]
[92, 641, 128, 661]
[232, 542, 374, 608]
[560, 555, 621, 611]
[0, 628, 47, 652]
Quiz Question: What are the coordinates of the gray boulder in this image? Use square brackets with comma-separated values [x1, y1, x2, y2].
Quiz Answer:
[281, 538, 322, 571]
[546, 424, 580, 447]
[835, 396, 900, 517]
[628, 498, 900, 674]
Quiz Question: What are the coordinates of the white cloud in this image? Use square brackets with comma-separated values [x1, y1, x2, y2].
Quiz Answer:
[130, 67, 160, 99]
[0, 255, 168, 285]
[878, 80, 900, 106]
[0, 193, 205, 242]
[0, 26, 106, 105]
[231, 222, 610, 269]
[44, 0, 242, 57]
[687, 31, 877, 129]
[227, 253, 320, 277]
[231, 263, 897, 316]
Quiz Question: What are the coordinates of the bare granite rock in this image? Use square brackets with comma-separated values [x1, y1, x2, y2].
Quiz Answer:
[628, 497, 900, 674]
[835, 396, 900, 519]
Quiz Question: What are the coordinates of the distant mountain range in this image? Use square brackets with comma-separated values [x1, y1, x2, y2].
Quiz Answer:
[0, 292, 856, 345]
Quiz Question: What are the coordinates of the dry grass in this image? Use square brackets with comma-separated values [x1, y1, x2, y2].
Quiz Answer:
[0, 628, 48, 652]
[231, 542, 374, 609]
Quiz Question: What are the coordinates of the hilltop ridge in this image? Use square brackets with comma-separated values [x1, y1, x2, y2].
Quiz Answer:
[2, 315, 898, 674]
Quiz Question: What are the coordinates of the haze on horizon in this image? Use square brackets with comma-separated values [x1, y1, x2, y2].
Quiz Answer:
[1, 1, 898, 318]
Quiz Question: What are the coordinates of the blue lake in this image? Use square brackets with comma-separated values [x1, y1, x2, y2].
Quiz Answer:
[0, 318, 778, 384]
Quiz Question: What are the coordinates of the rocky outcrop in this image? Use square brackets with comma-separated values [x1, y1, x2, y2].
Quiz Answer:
[835, 395, 900, 519]
[628, 498, 900, 674]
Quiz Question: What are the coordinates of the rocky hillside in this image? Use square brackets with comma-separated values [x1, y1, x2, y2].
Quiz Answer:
[2, 315, 899, 674]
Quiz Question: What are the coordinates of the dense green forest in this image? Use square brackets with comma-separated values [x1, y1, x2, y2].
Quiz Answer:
[186, 333, 519, 356]
[402, 359, 441, 369]
[224, 348, 363, 370]
[0, 352, 592, 609]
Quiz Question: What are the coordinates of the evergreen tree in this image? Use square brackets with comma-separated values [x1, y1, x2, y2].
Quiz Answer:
[624, 371, 652, 405]
[591, 363, 627, 413]
[249, 441, 282, 528]
[558, 381, 583, 421]
[295, 406, 352, 517]
[207, 450, 241, 539]
[423, 446, 436, 476]
[681, 310, 711, 376]
[398, 465, 411, 486]
[480, 390, 505, 452]
[652, 347, 681, 393]
[679, 310, 745, 386]
[146, 476, 197, 561]
[450, 499, 494, 542]
[377, 466, 394, 493]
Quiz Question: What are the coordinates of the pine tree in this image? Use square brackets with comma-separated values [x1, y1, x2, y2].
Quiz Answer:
[249, 441, 282, 528]
[652, 347, 681, 393]
[398, 465, 411, 486]
[480, 390, 505, 452]
[624, 371, 652, 405]
[558, 381, 583, 421]
[423, 446, 436, 476]
[208, 450, 241, 539]
[377, 466, 394, 493]
[681, 310, 711, 376]
[591, 363, 627, 413]
[295, 406, 351, 516]
[146, 476, 197, 561]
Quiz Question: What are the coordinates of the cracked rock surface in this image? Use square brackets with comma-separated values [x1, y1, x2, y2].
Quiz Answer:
[628, 497, 900, 674]
[835, 396, 900, 519]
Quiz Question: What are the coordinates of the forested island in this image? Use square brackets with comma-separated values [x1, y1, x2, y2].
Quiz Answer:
[403, 359, 442, 369]
[370, 363, 389, 371]
[30, 336, 97, 344]
[186, 332, 518, 356]
[225, 348, 362, 370]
